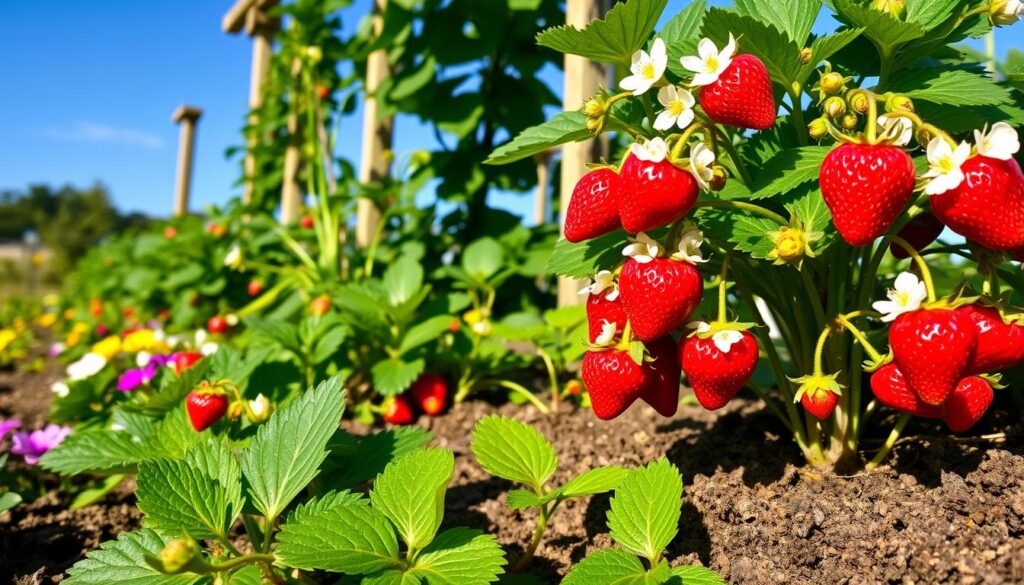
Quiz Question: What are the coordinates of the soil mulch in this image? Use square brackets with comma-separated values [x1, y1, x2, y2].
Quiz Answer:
[1, 363, 1022, 584]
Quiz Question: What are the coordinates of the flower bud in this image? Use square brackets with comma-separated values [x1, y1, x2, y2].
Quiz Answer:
[808, 117, 829, 140]
[886, 94, 915, 113]
[992, 0, 1023, 25]
[303, 46, 323, 64]
[709, 166, 728, 191]
[841, 113, 859, 130]
[146, 537, 209, 575]
[227, 401, 245, 421]
[247, 394, 272, 424]
[823, 96, 847, 118]
[767, 226, 821, 267]
[471, 320, 491, 337]
[820, 72, 846, 95]
[799, 47, 813, 65]
[584, 97, 608, 134]
[848, 92, 870, 114]
[872, 0, 905, 17]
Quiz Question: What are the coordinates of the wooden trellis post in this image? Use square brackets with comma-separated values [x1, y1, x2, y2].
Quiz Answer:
[356, 0, 393, 247]
[171, 105, 203, 217]
[557, 0, 610, 307]
[534, 152, 553, 226]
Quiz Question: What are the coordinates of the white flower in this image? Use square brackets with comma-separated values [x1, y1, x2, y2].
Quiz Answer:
[974, 122, 1020, 161]
[877, 115, 914, 147]
[67, 353, 107, 381]
[51, 381, 70, 398]
[630, 137, 670, 163]
[620, 38, 667, 96]
[200, 342, 219, 356]
[224, 246, 242, 269]
[680, 34, 737, 87]
[690, 143, 716, 191]
[135, 351, 151, 368]
[579, 270, 619, 301]
[923, 138, 971, 196]
[110, 422, 126, 432]
[872, 272, 928, 323]
[993, 0, 1023, 25]
[672, 227, 708, 264]
[248, 394, 272, 423]
[226, 314, 239, 326]
[622, 232, 662, 264]
[711, 330, 744, 353]
[688, 321, 712, 334]
[595, 320, 617, 345]
[654, 86, 696, 131]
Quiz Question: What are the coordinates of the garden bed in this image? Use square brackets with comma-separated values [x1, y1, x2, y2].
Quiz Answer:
[2, 365, 1022, 584]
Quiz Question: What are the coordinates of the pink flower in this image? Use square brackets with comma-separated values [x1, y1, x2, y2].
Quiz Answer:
[0, 418, 21, 443]
[11, 424, 72, 465]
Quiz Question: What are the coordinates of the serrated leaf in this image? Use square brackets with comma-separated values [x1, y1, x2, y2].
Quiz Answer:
[241, 376, 345, 521]
[365, 571, 424, 585]
[286, 489, 368, 525]
[384, 255, 425, 307]
[545, 231, 629, 279]
[661, 0, 707, 78]
[750, 146, 831, 200]
[408, 528, 507, 585]
[399, 315, 454, 354]
[472, 416, 557, 490]
[64, 529, 200, 585]
[913, 101, 1024, 133]
[39, 430, 143, 475]
[486, 112, 590, 166]
[146, 404, 212, 460]
[889, 67, 1013, 106]
[607, 458, 683, 562]
[667, 565, 726, 585]
[137, 439, 243, 540]
[276, 498, 401, 574]
[831, 0, 925, 52]
[371, 448, 454, 550]
[734, 0, 820, 46]
[695, 206, 780, 259]
[904, 0, 962, 31]
[372, 357, 426, 396]
[506, 489, 542, 510]
[537, 0, 670, 66]
[797, 29, 864, 82]
[322, 426, 434, 491]
[561, 548, 651, 585]
[702, 9, 801, 87]
[780, 185, 834, 244]
[561, 466, 630, 498]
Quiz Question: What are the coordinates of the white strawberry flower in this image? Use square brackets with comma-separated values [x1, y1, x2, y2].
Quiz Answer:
[51, 381, 70, 398]
[872, 272, 928, 323]
[690, 143, 716, 191]
[687, 321, 743, 353]
[974, 122, 1020, 161]
[680, 34, 737, 87]
[67, 352, 107, 381]
[631, 137, 670, 163]
[595, 320, 617, 345]
[877, 115, 914, 147]
[672, 227, 708, 265]
[993, 0, 1023, 25]
[622, 232, 662, 264]
[620, 38, 667, 96]
[923, 137, 972, 196]
[579, 270, 619, 301]
[654, 86, 696, 131]
[135, 351, 151, 368]
[224, 245, 242, 269]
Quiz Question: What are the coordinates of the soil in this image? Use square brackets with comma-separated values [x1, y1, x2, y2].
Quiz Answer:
[1, 363, 1023, 584]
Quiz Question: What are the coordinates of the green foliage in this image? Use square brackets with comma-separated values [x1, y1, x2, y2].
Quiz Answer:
[64, 529, 200, 585]
[537, 0, 669, 66]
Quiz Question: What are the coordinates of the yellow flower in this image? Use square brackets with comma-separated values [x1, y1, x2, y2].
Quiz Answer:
[91, 335, 122, 360]
[72, 322, 89, 333]
[35, 313, 58, 328]
[63, 308, 77, 320]
[66, 331, 82, 348]
[0, 329, 17, 353]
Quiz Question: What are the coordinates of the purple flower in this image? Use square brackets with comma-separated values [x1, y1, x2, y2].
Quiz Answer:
[0, 418, 21, 443]
[117, 362, 158, 392]
[147, 354, 172, 367]
[11, 424, 72, 464]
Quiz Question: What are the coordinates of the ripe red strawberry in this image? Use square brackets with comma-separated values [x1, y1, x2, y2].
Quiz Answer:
[931, 156, 1024, 251]
[640, 336, 681, 417]
[889, 309, 977, 405]
[699, 54, 776, 130]
[316, 85, 331, 101]
[186, 391, 228, 431]
[618, 258, 703, 341]
[207, 316, 229, 334]
[310, 295, 331, 316]
[869, 364, 944, 418]
[582, 349, 652, 420]
[247, 279, 263, 297]
[565, 168, 622, 243]
[944, 376, 994, 433]
[383, 396, 415, 425]
[172, 351, 204, 376]
[820, 143, 916, 247]
[618, 154, 698, 233]
[890, 213, 945, 259]
[164, 226, 178, 239]
[586, 293, 627, 343]
[409, 373, 447, 416]
[957, 304, 1024, 374]
[679, 331, 759, 410]
[801, 387, 839, 420]
[300, 215, 315, 229]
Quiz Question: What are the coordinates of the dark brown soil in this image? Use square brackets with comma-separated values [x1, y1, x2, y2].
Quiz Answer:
[2, 362, 1023, 584]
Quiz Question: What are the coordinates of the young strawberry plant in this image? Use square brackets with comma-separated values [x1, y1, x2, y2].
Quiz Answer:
[562, 458, 722, 585]
[471, 415, 629, 571]
[490, 0, 1024, 469]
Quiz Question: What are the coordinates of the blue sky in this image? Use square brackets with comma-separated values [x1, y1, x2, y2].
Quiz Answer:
[0, 1, 1021, 219]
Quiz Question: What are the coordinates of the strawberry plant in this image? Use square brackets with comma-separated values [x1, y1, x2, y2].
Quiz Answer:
[490, 0, 1024, 469]
[561, 458, 722, 585]
[471, 416, 629, 571]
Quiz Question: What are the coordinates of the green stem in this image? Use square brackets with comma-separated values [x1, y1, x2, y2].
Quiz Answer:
[788, 90, 808, 146]
[887, 236, 937, 302]
[693, 200, 788, 225]
[709, 124, 752, 185]
[716, 255, 730, 323]
[512, 502, 553, 572]
[835, 313, 885, 364]
[209, 553, 277, 571]
[482, 380, 551, 414]
[799, 266, 826, 330]
[865, 414, 911, 470]
[537, 348, 560, 412]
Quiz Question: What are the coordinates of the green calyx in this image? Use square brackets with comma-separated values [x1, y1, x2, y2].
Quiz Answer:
[688, 320, 756, 339]
[788, 372, 844, 404]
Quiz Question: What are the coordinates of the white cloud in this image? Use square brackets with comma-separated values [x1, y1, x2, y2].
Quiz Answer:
[42, 121, 165, 150]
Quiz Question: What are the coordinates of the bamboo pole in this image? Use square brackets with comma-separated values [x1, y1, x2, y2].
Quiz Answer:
[534, 152, 552, 226]
[356, 0, 393, 247]
[171, 106, 203, 217]
[280, 58, 303, 224]
[557, 0, 609, 307]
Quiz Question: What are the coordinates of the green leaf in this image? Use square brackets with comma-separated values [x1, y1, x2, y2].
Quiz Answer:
[831, 0, 925, 53]
[323, 426, 434, 490]
[408, 528, 507, 585]
[695, 206, 779, 259]
[365, 571, 424, 585]
[485, 111, 590, 166]
[505, 489, 542, 510]
[241, 376, 345, 521]
[276, 497, 401, 574]
[39, 429, 143, 475]
[372, 357, 426, 396]
[147, 404, 212, 460]
[371, 448, 454, 550]
[561, 548, 651, 585]
[702, 8, 801, 88]
[137, 439, 243, 540]
[780, 184, 834, 243]
[750, 147, 831, 200]
[462, 238, 505, 280]
[64, 529, 200, 585]
[561, 466, 630, 498]
[537, 0, 670, 66]
[661, 0, 708, 78]
[607, 458, 683, 562]
[286, 489, 368, 524]
[667, 565, 726, 585]
[384, 255, 425, 306]
[797, 29, 864, 83]
[0, 491, 22, 513]
[399, 315, 455, 355]
[904, 0, 962, 31]
[545, 231, 629, 279]
[734, 0, 820, 46]
[471, 416, 557, 489]
[71, 474, 125, 510]
[889, 67, 1013, 106]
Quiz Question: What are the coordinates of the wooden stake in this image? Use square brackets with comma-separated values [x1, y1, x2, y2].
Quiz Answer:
[171, 106, 203, 217]
[280, 58, 303, 224]
[557, 0, 609, 307]
[356, 0, 393, 248]
[534, 152, 552, 226]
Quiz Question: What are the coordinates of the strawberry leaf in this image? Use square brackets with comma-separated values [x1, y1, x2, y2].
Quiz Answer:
[830, 0, 926, 54]
[485, 112, 590, 166]
[64, 529, 200, 585]
[506, 489, 542, 510]
[471, 415, 557, 490]
[701, 8, 802, 89]
[536, 0, 669, 66]
[661, 0, 708, 79]
[370, 448, 454, 550]
[889, 67, 1014, 107]
[607, 458, 683, 563]
[321, 426, 434, 491]
[407, 528, 507, 585]
[544, 230, 630, 279]
[750, 146, 831, 200]
[562, 548, 662, 585]
[734, 0, 820, 46]
[372, 357, 426, 396]
[667, 565, 727, 585]
[560, 466, 631, 498]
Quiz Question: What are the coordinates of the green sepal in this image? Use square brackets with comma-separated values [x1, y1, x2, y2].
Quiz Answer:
[788, 372, 844, 403]
[862, 351, 893, 373]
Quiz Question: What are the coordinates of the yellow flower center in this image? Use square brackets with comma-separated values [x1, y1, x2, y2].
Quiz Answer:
[642, 62, 656, 79]
[669, 100, 686, 116]
[705, 57, 719, 73]
[937, 156, 956, 174]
